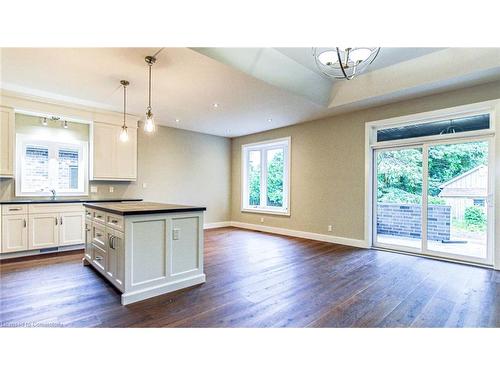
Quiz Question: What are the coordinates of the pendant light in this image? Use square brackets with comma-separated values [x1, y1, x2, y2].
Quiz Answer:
[144, 55, 157, 133]
[120, 80, 130, 142]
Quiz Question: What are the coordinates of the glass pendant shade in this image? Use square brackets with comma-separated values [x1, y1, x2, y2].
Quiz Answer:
[120, 126, 129, 142]
[144, 114, 155, 133]
[313, 47, 380, 80]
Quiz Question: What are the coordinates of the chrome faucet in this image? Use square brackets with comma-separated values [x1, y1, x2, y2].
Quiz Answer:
[50, 189, 57, 199]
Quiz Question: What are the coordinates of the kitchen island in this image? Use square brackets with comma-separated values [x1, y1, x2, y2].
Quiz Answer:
[83, 201, 206, 305]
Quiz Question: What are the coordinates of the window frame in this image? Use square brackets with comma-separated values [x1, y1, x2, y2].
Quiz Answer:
[241, 137, 291, 216]
[16, 134, 88, 197]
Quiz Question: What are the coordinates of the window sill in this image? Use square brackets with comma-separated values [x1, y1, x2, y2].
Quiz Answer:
[241, 207, 290, 216]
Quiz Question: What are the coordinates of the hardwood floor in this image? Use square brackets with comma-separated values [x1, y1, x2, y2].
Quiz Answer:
[1, 227, 499, 327]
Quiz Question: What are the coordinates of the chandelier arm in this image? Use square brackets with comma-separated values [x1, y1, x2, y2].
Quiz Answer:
[336, 48, 350, 80]
[368, 48, 381, 66]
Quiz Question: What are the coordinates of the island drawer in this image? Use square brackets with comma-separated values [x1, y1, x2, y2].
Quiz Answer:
[85, 208, 94, 220]
[106, 213, 124, 232]
[91, 222, 107, 249]
[2, 204, 28, 215]
[93, 210, 106, 224]
[91, 244, 107, 273]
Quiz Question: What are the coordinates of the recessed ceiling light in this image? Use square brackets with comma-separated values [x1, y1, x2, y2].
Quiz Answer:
[267, 118, 273, 122]
[175, 119, 180, 123]
[213, 103, 219, 108]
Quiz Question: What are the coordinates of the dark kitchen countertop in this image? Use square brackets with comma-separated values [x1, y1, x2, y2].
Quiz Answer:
[83, 201, 206, 216]
[0, 198, 143, 205]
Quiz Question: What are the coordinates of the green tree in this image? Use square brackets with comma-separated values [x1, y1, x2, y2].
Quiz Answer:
[267, 150, 284, 206]
[249, 162, 260, 206]
[377, 141, 487, 203]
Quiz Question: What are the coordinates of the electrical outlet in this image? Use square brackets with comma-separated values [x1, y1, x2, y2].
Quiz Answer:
[328, 225, 333, 232]
[173, 228, 180, 240]
[260, 217, 265, 223]
[109, 186, 114, 193]
[90, 186, 98, 193]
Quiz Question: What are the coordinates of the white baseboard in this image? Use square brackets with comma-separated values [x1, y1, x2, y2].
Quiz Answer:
[229, 221, 368, 248]
[204, 221, 232, 229]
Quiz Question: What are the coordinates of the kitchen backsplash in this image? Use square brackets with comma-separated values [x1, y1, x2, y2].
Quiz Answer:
[0, 178, 137, 201]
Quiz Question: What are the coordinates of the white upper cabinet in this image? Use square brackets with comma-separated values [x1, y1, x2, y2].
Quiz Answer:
[91, 122, 137, 181]
[0, 106, 15, 177]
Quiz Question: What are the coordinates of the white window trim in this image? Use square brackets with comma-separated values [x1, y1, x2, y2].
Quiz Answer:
[241, 136, 291, 216]
[15, 134, 89, 197]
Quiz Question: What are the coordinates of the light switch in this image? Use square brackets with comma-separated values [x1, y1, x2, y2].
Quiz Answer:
[173, 228, 180, 240]
[91, 186, 98, 193]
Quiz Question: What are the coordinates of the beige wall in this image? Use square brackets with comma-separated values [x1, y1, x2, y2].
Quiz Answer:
[231, 80, 500, 240]
[0, 119, 231, 224]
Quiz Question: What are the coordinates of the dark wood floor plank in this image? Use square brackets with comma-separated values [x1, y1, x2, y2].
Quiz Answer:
[1, 227, 499, 328]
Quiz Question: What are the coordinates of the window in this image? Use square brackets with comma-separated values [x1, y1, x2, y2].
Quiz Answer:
[16, 135, 88, 196]
[376, 114, 490, 142]
[242, 137, 290, 215]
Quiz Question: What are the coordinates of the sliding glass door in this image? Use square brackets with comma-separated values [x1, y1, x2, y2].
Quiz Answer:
[374, 146, 423, 253]
[425, 139, 491, 263]
[374, 138, 493, 265]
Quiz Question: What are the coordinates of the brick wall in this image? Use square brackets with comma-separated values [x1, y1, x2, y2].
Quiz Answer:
[377, 203, 451, 241]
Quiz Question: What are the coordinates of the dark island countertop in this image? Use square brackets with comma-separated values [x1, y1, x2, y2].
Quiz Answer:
[0, 198, 143, 205]
[83, 201, 207, 216]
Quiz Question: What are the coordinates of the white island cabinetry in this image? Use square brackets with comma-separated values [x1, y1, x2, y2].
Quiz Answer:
[83, 202, 206, 305]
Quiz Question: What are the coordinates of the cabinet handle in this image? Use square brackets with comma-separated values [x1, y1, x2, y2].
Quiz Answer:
[111, 219, 118, 224]
[60, 217, 63, 225]
[95, 256, 103, 261]
[23, 219, 27, 228]
[96, 233, 102, 237]
[55, 217, 58, 225]
[9, 207, 22, 211]
[109, 235, 115, 249]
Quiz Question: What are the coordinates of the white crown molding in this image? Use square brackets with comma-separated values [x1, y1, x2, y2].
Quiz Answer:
[0, 87, 140, 126]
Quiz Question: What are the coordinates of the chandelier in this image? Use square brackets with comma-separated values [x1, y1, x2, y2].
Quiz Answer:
[313, 47, 380, 80]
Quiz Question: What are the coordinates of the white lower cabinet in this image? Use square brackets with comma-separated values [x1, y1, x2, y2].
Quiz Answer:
[84, 220, 93, 261]
[59, 211, 85, 246]
[106, 229, 124, 290]
[1, 214, 28, 253]
[29, 213, 59, 250]
[1, 203, 85, 254]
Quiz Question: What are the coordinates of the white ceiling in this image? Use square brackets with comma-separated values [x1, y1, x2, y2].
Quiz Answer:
[1, 47, 500, 137]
